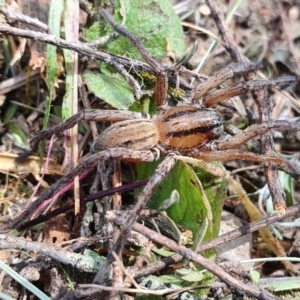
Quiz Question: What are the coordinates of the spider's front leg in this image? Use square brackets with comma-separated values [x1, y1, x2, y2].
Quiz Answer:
[29, 109, 146, 149]
[217, 121, 300, 151]
[202, 76, 296, 108]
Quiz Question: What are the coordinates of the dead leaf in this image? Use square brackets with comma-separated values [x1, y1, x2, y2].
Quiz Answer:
[43, 215, 71, 244]
[0, 153, 64, 188]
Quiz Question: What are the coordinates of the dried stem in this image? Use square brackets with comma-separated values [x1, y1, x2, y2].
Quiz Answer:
[110, 220, 277, 300]
[8, 148, 155, 230]
[206, 0, 287, 215]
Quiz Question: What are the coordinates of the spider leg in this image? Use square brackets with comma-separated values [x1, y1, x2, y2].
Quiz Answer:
[203, 76, 296, 107]
[192, 150, 289, 164]
[216, 120, 300, 150]
[30, 109, 145, 148]
[191, 61, 261, 101]
[174, 155, 298, 275]
[192, 149, 299, 180]
[9, 148, 156, 230]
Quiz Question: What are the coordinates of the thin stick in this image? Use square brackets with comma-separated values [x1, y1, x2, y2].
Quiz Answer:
[206, 0, 287, 215]
[100, 9, 167, 105]
[108, 221, 276, 300]
[8, 148, 156, 230]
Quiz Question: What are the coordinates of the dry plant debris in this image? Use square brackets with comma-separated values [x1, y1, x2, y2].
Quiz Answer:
[0, 0, 300, 299]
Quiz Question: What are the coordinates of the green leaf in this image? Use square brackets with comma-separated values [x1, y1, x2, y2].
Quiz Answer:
[279, 171, 294, 207]
[152, 247, 174, 257]
[260, 277, 300, 292]
[84, 69, 135, 109]
[84, 0, 185, 60]
[8, 230, 22, 237]
[180, 270, 204, 282]
[136, 160, 225, 242]
[6, 122, 30, 150]
[250, 270, 260, 284]
[137, 159, 225, 296]
[2, 102, 18, 124]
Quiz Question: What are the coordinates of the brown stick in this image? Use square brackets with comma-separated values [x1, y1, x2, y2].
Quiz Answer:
[205, 0, 287, 215]
[107, 220, 277, 300]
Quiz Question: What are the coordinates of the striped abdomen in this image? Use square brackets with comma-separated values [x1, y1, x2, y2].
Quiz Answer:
[155, 106, 223, 149]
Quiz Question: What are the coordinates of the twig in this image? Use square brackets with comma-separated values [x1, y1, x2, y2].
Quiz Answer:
[100, 9, 167, 106]
[0, 70, 40, 94]
[86, 32, 118, 48]
[0, 5, 49, 32]
[78, 73, 98, 139]
[93, 155, 177, 284]
[8, 148, 155, 230]
[134, 201, 300, 278]
[0, 234, 103, 272]
[0, 23, 152, 97]
[22, 135, 56, 214]
[205, 0, 287, 216]
[111, 251, 140, 289]
[10, 179, 149, 231]
[129, 241, 154, 277]
[109, 218, 277, 300]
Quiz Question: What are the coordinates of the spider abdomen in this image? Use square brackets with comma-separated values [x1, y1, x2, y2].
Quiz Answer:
[155, 106, 223, 149]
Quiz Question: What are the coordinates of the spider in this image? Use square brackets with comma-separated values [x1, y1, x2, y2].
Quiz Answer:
[7, 7, 300, 292]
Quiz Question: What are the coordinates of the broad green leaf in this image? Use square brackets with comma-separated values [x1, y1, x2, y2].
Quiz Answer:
[84, 0, 185, 60]
[180, 270, 204, 282]
[137, 157, 225, 297]
[84, 69, 135, 109]
[152, 247, 174, 257]
[136, 160, 225, 242]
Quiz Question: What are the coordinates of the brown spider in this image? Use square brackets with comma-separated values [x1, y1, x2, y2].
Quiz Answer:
[9, 7, 300, 229]
[3, 6, 299, 298]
